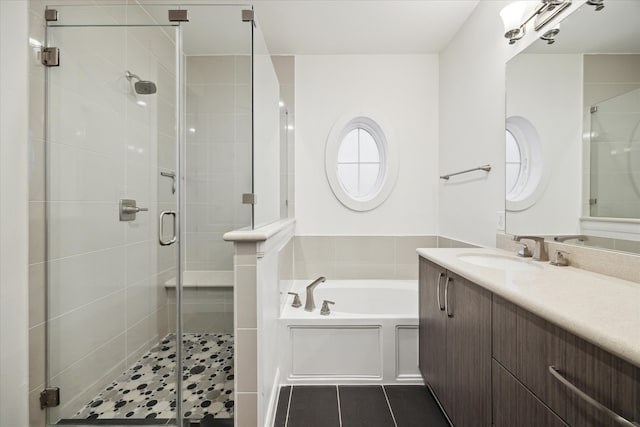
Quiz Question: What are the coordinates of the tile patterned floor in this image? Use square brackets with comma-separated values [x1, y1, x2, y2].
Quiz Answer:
[72, 333, 234, 422]
[273, 385, 449, 427]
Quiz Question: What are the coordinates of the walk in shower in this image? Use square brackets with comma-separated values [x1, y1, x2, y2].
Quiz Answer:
[41, 3, 283, 426]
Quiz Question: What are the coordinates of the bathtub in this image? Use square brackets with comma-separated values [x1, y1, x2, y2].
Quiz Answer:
[278, 280, 422, 385]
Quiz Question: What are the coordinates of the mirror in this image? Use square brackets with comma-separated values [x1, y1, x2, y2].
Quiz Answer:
[505, 0, 640, 254]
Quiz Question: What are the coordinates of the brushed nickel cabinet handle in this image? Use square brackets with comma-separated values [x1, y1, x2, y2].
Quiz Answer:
[444, 277, 453, 317]
[436, 273, 445, 311]
[548, 366, 639, 427]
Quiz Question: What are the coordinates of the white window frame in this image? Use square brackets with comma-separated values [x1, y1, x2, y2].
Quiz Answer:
[325, 114, 398, 211]
[505, 116, 547, 211]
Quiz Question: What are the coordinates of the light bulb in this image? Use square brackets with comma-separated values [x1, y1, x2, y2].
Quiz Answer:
[500, 2, 527, 35]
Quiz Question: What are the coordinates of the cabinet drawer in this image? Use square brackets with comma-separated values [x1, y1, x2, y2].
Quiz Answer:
[492, 296, 640, 427]
[563, 334, 640, 427]
[493, 359, 568, 427]
[492, 295, 568, 420]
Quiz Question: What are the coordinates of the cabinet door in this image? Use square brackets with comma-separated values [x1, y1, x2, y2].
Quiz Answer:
[564, 334, 640, 427]
[418, 258, 448, 413]
[493, 359, 568, 427]
[516, 308, 568, 420]
[445, 272, 492, 427]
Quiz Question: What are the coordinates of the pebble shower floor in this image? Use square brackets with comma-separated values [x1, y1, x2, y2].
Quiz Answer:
[72, 333, 234, 421]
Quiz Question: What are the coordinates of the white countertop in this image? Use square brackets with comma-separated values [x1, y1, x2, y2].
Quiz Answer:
[416, 247, 640, 367]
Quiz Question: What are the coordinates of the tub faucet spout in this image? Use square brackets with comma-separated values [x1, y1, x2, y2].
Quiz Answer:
[304, 276, 326, 312]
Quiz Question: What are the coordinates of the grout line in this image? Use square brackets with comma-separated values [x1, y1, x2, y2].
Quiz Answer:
[382, 385, 399, 427]
[284, 385, 293, 427]
[336, 385, 343, 427]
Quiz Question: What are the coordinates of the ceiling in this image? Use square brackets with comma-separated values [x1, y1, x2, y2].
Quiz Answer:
[252, 1, 480, 55]
[141, 0, 479, 55]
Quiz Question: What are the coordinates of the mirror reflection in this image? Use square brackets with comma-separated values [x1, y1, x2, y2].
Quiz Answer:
[505, 0, 640, 254]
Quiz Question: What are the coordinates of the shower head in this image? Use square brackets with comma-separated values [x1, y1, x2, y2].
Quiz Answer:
[125, 70, 157, 95]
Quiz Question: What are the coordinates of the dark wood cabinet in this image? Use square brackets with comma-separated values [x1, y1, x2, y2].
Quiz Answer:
[418, 259, 491, 427]
[418, 258, 449, 412]
[493, 359, 568, 427]
[491, 294, 640, 427]
[420, 256, 640, 427]
[493, 295, 568, 419]
[564, 334, 640, 427]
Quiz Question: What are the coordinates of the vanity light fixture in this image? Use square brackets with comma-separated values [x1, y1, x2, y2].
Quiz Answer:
[586, 0, 604, 11]
[540, 27, 560, 44]
[500, 0, 571, 45]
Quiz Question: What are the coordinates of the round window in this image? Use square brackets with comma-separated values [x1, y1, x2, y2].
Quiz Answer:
[505, 116, 545, 211]
[326, 115, 398, 211]
[505, 129, 523, 194]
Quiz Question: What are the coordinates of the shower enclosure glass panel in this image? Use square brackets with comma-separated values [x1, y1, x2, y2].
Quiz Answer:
[253, 18, 283, 228]
[589, 88, 640, 218]
[44, 14, 181, 425]
[43, 3, 256, 425]
[178, 5, 252, 423]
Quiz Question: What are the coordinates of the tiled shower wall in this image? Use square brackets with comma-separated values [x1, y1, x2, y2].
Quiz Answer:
[184, 56, 252, 273]
[28, 3, 176, 423]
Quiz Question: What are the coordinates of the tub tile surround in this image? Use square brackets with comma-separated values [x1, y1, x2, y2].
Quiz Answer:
[293, 235, 439, 280]
[496, 233, 640, 283]
[417, 246, 640, 367]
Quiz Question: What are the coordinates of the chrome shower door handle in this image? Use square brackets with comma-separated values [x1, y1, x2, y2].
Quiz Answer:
[158, 210, 177, 246]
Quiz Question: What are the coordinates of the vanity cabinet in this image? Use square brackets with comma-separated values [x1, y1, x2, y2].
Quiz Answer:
[419, 256, 640, 427]
[492, 295, 640, 427]
[418, 258, 492, 427]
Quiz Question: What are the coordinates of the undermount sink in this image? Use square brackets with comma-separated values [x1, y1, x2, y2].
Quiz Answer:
[457, 253, 543, 272]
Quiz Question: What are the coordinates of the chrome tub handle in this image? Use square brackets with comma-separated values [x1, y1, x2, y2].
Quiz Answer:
[119, 199, 148, 221]
[159, 210, 177, 246]
[548, 366, 639, 427]
[436, 273, 445, 311]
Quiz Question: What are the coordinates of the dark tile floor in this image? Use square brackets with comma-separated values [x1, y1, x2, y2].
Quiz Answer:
[273, 385, 450, 427]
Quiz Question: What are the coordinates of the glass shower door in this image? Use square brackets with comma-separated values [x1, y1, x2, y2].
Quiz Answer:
[44, 15, 181, 425]
[589, 88, 640, 218]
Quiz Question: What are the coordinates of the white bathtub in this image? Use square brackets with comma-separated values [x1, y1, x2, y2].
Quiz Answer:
[278, 280, 422, 385]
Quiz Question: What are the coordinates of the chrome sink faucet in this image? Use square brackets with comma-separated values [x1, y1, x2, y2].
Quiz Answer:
[304, 276, 326, 312]
[512, 236, 548, 261]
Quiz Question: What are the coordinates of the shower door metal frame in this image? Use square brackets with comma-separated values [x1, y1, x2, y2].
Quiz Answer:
[42, 9, 185, 426]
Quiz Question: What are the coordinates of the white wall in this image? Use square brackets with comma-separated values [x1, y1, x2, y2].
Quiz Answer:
[438, 1, 510, 247]
[295, 55, 439, 236]
[0, 1, 30, 426]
